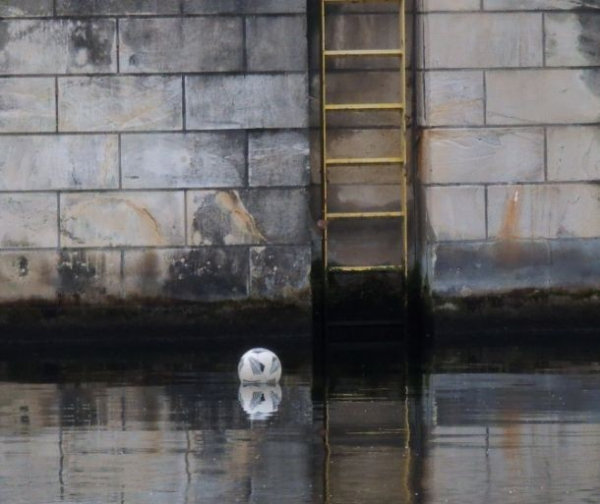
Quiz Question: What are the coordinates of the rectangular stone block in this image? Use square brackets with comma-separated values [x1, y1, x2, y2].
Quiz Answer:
[422, 0, 480, 10]
[422, 128, 544, 184]
[0, 251, 58, 302]
[488, 184, 600, 239]
[249, 131, 310, 187]
[549, 239, 600, 289]
[424, 71, 484, 126]
[487, 70, 600, 125]
[186, 74, 308, 130]
[545, 13, 600, 67]
[0, 194, 57, 248]
[123, 248, 249, 301]
[425, 186, 486, 241]
[0, 78, 55, 133]
[122, 132, 245, 189]
[423, 13, 543, 68]
[0, 20, 116, 75]
[60, 192, 185, 247]
[120, 18, 243, 74]
[547, 127, 600, 182]
[484, 0, 597, 10]
[187, 189, 310, 246]
[59, 76, 182, 132]
[184, 0, 306, 14]
[0, 1, 53, 17]
[58, 250, 121, 301]
[431, 241, 551, 296]
[246, 16, 307, 72]
[250, 246, 311, 299]
[57, 0, 180, 15]
[0, 135, 118, 191]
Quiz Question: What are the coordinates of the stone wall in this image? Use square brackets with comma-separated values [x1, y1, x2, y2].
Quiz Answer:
[418, 0, 600, 295]
[0, 0, 311, 304]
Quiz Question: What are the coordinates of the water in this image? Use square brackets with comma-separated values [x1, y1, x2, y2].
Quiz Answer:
[1, 342, 600, 504]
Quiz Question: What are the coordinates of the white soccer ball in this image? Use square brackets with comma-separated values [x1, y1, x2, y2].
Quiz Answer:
[238, 384, 282, 420]
[237, 348, 282, 384]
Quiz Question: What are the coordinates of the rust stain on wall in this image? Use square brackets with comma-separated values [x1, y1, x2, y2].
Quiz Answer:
[498, 188, 522, 265]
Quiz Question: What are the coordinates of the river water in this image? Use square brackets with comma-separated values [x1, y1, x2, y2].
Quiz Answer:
[1, 341, 599, 504]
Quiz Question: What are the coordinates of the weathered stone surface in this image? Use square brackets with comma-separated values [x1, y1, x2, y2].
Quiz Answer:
[120, 18, 243, 73]
[58, 250, 121, 301]
[0, 251, 58, 301]
[186, 74, 308, 130]
[123, 248, 249, 301]
[187, 190, 269, 246]
[122, 132, 245, 189]
[0, 135, 118, 190]
[0, 194, 57, 248]
[187, 189, 310, 246]
[423, 13, 543, 68]
[0, 20, 116, 75]
[422, 0, 480, 10]
[487, 70, 600, 125]
[549, 239, 600, 289]
[546, 13, 600, 67]
[57, 0, 180, 15]
[327, 219, 403, 267]
[60, 192, 185, 247]
[488, 184, 600, 239]
[0, 1, 53, 17]
[424, 71, 484, 126]
[250, 246, 311, 299]
[249, 131, 309, 187]
[246, 16, 307, 72]
[184, 0, 306, 14]
[0, 78, 55, 133]
[328, 184, 401, 214]
[325, 13, 400, 52]
[421, 128, 544, 184]
[431, 241, 551, 295]
[426, 186, 486, 241]
[484, 0, 600, 10]
[547, 126, 600, 181]
[59, 76, 183, 132]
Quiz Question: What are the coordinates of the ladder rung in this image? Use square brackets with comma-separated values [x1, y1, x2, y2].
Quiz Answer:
[325, 103, 404, 111]
[326, 157, 404, 166]
[327, 211, 403, 220]
[328, 265, 404, 273]
[324, 49, 403, 58]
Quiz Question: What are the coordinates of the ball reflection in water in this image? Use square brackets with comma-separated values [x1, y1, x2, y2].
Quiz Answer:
[237, 348, 282, 384]
[238, 384, 282, 421]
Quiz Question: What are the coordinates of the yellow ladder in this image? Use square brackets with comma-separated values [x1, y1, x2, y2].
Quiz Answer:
[320, 0, 408, 277]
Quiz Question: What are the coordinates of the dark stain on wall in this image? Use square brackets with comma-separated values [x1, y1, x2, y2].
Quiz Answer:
[0, 23, 9, 52]
[574, 0, 600, 9]
[164, 249, 248, 301]
[17, 257, 28, 278]
[58, 251, 104, 301]
[71, 21, 114, 68]
[577, 11, 600, 96]
[578, 14, 600, 61]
